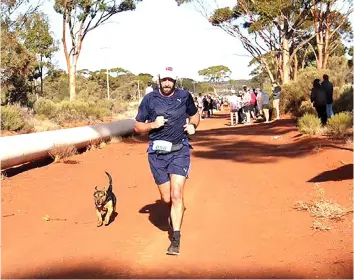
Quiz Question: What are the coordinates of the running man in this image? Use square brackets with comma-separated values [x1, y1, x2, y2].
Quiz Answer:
[134, 66, 200, 255]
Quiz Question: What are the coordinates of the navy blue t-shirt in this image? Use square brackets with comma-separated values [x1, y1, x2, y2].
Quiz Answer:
[136, 89, 198, 144]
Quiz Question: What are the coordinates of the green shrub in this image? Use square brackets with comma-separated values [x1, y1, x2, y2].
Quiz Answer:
[97, 99, 114, 111]
[33, 98, 58, 119]
[297, 100, 317, 118]
[112, 101, 128, 114]
[55, 100, 112, 123]
[333, 86, 353, 113]
[1, 105, 26, 131]
[281, 67, 333, 115]
[327, 112, 353, 139]
[56, 100, 89, 123]
[298, 113, 322, 135]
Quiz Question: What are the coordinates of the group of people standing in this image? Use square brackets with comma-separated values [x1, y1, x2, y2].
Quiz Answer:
[226, 84, 281, 126]
[310, 74, 334, 125]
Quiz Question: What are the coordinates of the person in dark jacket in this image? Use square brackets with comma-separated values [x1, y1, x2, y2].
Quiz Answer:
[311, 79, 328, 125]
[321, 74, 334, 118]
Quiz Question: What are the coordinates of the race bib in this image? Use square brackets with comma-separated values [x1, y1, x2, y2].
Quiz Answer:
[152, 140, 173, 152]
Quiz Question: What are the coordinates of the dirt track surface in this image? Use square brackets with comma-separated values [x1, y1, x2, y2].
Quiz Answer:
[2, 113, 353, 279]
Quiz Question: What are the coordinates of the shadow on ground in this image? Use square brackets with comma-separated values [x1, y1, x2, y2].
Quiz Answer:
[189, 119, 352, 163]
[139, 199, 170, 232]
[6, 259, 353, 279]
[308, 164, 353, 183]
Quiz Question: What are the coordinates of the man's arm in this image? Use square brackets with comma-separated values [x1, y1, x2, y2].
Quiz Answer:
[135, 121, 153, 134]
[188, 111, 200, 129]
[135, 117, 167, 134]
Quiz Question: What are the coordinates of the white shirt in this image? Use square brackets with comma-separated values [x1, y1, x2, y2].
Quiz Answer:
[145, 86, 153, 95]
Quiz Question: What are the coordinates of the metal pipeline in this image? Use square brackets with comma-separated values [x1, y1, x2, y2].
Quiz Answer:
[0, 119, 135, 170]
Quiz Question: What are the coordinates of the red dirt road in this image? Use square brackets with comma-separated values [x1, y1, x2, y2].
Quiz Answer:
[2, 113, 353, 279]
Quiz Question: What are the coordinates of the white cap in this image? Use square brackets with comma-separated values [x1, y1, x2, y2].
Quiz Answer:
[158, 66, 177, 81]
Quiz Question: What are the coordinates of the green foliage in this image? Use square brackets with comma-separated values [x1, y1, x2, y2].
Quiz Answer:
[1, 105, 26, 131]
[1, 28, 36, 105]
[326, 56, 352, 87]
[43, 70, 69, 102]
[55, 100, 111, 124]
[33, 98, 58, 119]
[298, 113, 322, 135]
[112, 101, 128, 114]
[198, 65, 231, 83]
[210, 7, 233, 25]
[17, 12, 58, 58]
[327, 112, 353, 139]
[334, 86, 353, 113]
[281, 67, 336, 115]
[297, 100, 317, 118]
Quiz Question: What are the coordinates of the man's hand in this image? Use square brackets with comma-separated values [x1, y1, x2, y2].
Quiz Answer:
[184, 119, 196, 135]
[151, 116, 167, 129]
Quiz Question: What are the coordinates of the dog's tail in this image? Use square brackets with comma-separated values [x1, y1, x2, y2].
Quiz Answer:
[105, 171, 113, 191]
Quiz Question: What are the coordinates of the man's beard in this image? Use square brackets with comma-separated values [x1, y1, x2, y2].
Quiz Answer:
[159, 81, 175, 96]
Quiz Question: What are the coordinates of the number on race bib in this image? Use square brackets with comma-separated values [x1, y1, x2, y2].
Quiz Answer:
[152, 140, 173, 152]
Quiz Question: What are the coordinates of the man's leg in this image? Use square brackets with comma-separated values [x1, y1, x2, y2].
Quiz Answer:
[263, 108, 269, 122]
[169, 174, 186, 231]
[327, 103, 334, 118]
[235, 111, 239, 125]
[157, 181, 171, 223]
[274, 99, 280, 119]
[166, 174, 186, 255]
[157, 181, 171, 204]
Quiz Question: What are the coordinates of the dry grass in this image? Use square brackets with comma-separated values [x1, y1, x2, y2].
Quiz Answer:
[28, 117, 60, 132]
[109, 136, 123, 144]
[312, 220, 331, 231]
[294, 183, 352, 230]
[86, 138, 106, 151]
[86, 139, 101, 151]
[49, 144, 78, 163]
[312, 143, 323, 153]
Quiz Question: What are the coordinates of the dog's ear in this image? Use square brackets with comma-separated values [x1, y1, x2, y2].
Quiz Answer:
[95, 186, 98, 191]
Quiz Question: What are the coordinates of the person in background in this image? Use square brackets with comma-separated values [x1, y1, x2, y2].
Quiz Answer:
[311, 78, 328, 125]
[272, 83, 282, 120]
[261, 89, 270, 123]
[256, 88, 263, 118]
[228, 94, 242, 126]
[145, 82, 154, 96]
[242, 85, 252, 124]
[321, 74, 334, 118]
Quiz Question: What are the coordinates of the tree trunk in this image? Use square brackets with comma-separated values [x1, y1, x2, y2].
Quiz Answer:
[260, 57, 276, 84]
[69, 55, 78, 101]
[323, 26, 330, 69]
[293, 53, 298, 81]
[317, 42, 323, 69]
[313, 1, 323, 69]
[282, 38, 290, 84]
[40, 54, 43, 96]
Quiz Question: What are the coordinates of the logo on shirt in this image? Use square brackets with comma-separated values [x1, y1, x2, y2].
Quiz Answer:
[183, 168, 188, 173]
[177, 98, 181, 102]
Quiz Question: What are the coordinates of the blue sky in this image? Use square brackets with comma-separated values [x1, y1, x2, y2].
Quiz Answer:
[41, 0, 252, 81]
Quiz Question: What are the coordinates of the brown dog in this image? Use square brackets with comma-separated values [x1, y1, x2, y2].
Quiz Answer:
[93, 171, 116, 227]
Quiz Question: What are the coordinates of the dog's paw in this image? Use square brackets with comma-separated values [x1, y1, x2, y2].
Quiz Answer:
[103, 219, 110, 226]
[97, 221, 103, 227]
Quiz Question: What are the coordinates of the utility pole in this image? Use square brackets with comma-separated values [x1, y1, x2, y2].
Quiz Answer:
[106, 67, 110, 100]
